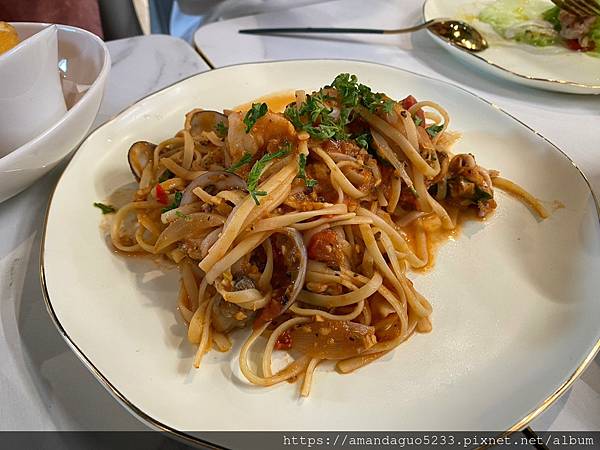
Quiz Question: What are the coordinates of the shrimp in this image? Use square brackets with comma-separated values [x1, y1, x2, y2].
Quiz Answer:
[227, 111, 297, 163]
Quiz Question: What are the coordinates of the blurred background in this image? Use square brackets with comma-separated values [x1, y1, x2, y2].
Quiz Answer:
[0, 0, 328, 42]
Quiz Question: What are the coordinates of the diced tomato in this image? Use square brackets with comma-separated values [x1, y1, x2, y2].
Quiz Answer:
[274, 331, 293, 350]
[401, 95, 418, 110]
[565, 39, 583, 51]
[155, 184, 169, 204]
[566, 38, 596, 52]
[401, 95, 425, 125]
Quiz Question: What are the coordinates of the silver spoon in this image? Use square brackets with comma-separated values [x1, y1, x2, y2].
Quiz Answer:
[239, 19, 489, 53]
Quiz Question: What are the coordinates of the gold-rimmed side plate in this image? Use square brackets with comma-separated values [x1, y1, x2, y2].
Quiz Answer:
[41, 60, 600, 447]
[424, 0, 600, 94]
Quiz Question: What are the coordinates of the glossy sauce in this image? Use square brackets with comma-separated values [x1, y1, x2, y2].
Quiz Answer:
[98, 183, 137, 235]
[100, 183, 174, 267]
[234, 90, 296, 114]
[400, 208, 491, 272]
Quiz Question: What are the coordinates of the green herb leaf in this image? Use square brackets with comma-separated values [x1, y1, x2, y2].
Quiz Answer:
[175, 210, 192, 221]
[286, 74, 395, 144]
[297, 153, 318, 189]
[297, 154, 308, 178]
[226, 152, 253, 173]
[94, 202, 116, 214]
[247, 148, 290, 205]
[305, 124, 340, 140]
[305, 92, 334, 122]
[331, 74, 390, 113]
[414, 116, 423, 127]
[284, 93, 345, 141]
[331, 73, 360, 107]
[250, 190, 267, 205]
[426, 124, 444, 138]
[162, 191, 183, 213]
[542, 6, 562, 31]
[355, 132, 371, 149]
[243, 103, 268, 133]
[284, 103, 305, 129]
[215, 121, 228, 138]
[383, 99, 395, 114]
[158, 170, 173, 183]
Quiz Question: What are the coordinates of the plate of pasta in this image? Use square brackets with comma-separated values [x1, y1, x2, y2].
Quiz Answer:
[42, 60, 600, 442]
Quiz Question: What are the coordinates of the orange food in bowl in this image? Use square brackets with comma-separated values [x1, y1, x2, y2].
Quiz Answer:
[0, 22, 19, 55]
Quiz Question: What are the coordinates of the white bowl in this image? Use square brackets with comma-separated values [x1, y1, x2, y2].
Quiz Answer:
[0, 23, 110, 203]
[0, 25, 67, 157]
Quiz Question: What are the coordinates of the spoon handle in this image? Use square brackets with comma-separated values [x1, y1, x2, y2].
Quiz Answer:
[240, 27, 386, 35]
[239, 21, 435, 35]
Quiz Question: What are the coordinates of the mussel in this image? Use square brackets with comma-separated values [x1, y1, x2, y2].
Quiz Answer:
[184, 109, 228, 140]
[127, 141, 156, 181]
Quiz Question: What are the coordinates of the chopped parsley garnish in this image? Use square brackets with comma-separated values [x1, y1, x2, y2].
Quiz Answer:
[93, 202, 116, 214]
[426, 124, 444, 138]
[330, 73, 391, 113]
[414, 116, 423, 127]
[158, 170, 173, 183]
[243, 103, 268, 133]
[284, 73, 395, 144]
[215, 121, 228, 138]
[162, 191, 183, 213]
[297, 154, 318, 189]
[247, 148, 290, 205]
[175, 210, 192, 221]
[331, 73, 361, 107]
[382, 99, 395, 114]
[305, 92, 334, 122]
[284, 93, 347, 141]
[226, 152, 253, 173]
[304, 123, 346, 141]
[283, 104, 304, 130]
[355, 132, 371, 149]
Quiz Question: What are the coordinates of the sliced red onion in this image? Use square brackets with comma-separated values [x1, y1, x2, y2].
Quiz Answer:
[180, 170, 247, 206]
[200, 226, 223, 258]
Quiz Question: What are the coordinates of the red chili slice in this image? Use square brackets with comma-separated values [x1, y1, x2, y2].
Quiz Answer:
[155, 184, 169, 204]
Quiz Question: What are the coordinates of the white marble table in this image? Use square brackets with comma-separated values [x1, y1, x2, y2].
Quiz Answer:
[194, 0, 600, 434]
[0, 35, 209, 431]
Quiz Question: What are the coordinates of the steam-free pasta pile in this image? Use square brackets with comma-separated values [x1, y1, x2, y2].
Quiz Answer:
[103, 74, 547, 396]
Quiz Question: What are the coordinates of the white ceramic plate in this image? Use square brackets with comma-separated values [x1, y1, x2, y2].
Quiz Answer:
[424, 0, 600, 94]
[42, 60, 600, 444]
